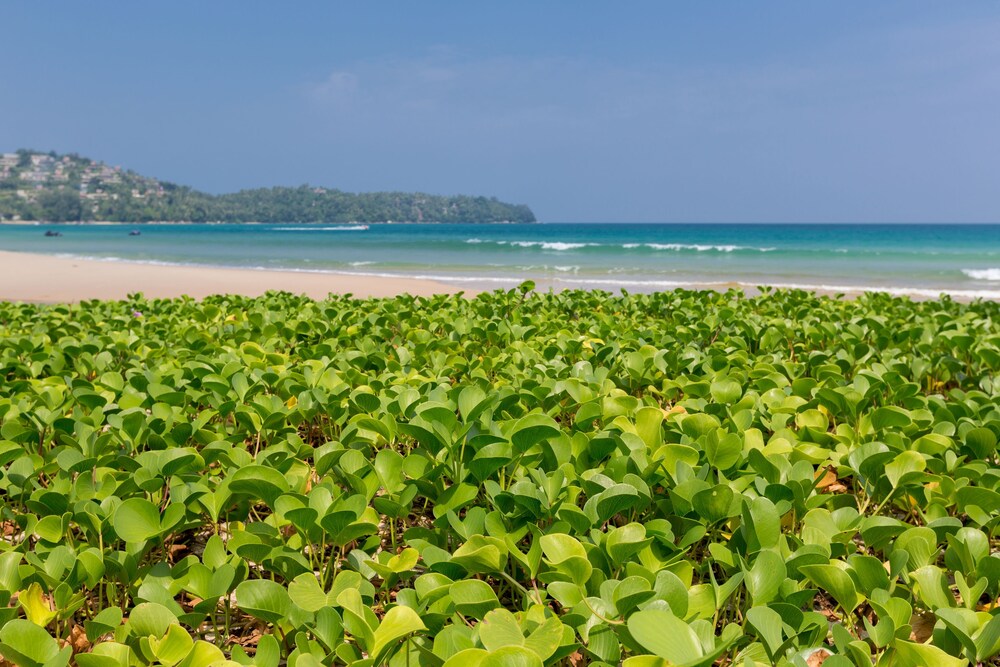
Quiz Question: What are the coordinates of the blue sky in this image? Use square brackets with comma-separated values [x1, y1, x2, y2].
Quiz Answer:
[2, 3, 998, 222]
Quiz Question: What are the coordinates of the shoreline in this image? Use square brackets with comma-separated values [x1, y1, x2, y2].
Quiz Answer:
[0, 250, 464, 302]
[0, 249, 995, 304]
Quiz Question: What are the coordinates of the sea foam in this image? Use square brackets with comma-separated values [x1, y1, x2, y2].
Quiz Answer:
[963, 268, 1000, 281]
[273, 225, 369, 231]
[464, 240, 776, 252]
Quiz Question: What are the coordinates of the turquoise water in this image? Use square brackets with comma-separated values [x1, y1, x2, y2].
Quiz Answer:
[4, 223, 1000, 298]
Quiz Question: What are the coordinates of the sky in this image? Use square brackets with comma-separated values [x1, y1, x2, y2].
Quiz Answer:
[2, 3, 999, 223]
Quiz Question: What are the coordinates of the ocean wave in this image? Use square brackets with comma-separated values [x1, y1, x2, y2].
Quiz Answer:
[349, 261, 376, 266]
[643, 243, 763, 252]
[963, 268, 1000, 281]
[464, 239, 776, 252]
[505, 241, 596, 250]
[272, 225, 369, 231]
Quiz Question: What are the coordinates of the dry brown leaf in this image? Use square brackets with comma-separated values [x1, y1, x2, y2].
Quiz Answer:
[815, 467, 838, 488]
[68, 624, 91, 654]
[910, 612, 935, 643]
[231, 627, 263, 652]
[813, 466, 849, 493]
[806, 648, 832, 667]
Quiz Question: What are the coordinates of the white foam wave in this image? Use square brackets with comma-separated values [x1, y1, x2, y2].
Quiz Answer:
[963, 268, 1000, 281]
[349, 261, 375, 266]
[505, 241, 595, 250]
[464, 239, 775, 252]
[644, 243, 776, 252]
[273, 225, 369, 231]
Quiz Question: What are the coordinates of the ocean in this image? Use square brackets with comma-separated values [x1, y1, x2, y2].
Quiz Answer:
[3, 222, 1000, 299]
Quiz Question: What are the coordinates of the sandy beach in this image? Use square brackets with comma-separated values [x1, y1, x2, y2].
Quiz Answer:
[0, 250, 463, 302]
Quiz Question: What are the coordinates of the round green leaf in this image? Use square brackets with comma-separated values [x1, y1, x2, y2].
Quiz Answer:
[112, 498, 162, 543]
[235, 579, 292, 625]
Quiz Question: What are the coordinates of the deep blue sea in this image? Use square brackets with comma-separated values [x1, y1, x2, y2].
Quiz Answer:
[4, 222, 1000, 298]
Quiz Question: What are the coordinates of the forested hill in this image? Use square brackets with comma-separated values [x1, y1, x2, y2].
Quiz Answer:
[0, 150, 536, 223]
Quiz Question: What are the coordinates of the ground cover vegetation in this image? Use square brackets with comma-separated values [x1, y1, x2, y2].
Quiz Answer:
[2, 284, 1000, 666]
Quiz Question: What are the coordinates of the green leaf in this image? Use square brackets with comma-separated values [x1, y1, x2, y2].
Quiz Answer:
[710, 379, 742, 405]
[679, 413, 720, 439]
[288, 574, 332, 613]
[479, 609, 524, 651]
[799, 564, 862, 614]
[480, 646, 544, 667]
[0, 619, 70, 667]
[374, 448, 405, 493]
[891, 640, 967, 667]
[910, 565, 954, 610]
[593, 484, 641, 523]
[450, 580, 500, 619]
[745, 550, 786, 606]
[442, 649, 489, 667]
[635, 406, 664, 449]
[705, 432, 742, 469]
[745, 606, 784, 659]
[148, 623, 193, 666]
[371, 605, 426, 661]
[744, 497, 781, 551]
[692, 484, 736, 523]
[885, 451, 925, 489]
[128, 602, 178, 638]
[974, 613, 1000, 661]
[871, 406, 911, 430]
[627, 610, 703, 663]
[229, 465, 290, 506]
[452, 535, 508, 574]
[510, 414, 560, 452]
[176, 641, 226, 667]
[112, 498, 162, 543]
[234, 580, 292, 625]
[522, 616, 563, 661]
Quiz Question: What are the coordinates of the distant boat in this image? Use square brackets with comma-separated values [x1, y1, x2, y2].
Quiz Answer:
[44, 230, 62, 237]
[129, 230, 142, 236]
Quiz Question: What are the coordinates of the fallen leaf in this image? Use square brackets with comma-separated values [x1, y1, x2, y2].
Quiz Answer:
[806, 648, 832, 667]
[910, 612, 935, 643]
[68, 624, 90, 654]
[815, 467, 838, 488]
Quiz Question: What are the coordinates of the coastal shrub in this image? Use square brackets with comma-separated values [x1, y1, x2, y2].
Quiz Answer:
[1, 285, 1000, 665]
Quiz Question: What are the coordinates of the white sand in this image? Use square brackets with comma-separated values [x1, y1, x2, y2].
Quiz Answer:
[0, 250, 464, 302]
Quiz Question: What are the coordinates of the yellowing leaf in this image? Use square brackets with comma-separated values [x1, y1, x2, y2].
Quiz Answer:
[19, 583, 56, 627]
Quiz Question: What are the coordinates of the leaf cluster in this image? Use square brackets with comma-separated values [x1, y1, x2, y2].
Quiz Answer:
[1, 286, 1000, 666]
